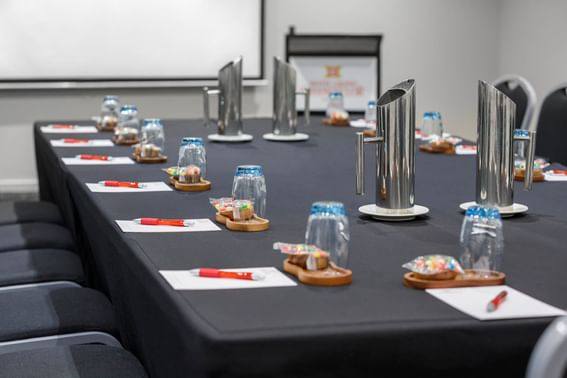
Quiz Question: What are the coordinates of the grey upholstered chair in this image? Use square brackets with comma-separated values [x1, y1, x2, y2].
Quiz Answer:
[526, 316, 567, 378]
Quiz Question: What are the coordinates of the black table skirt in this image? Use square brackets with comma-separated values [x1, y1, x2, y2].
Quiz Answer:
[34, 118, 567, 378]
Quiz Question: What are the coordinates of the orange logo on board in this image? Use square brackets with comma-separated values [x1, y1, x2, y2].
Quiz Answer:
[324, 65, 341, 78]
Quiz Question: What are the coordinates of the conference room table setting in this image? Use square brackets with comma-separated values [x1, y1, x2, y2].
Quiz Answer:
[34, 117, 567, 377]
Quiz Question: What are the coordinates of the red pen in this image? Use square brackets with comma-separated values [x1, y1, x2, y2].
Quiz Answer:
[550, 170, 567, 176]
[63, 138, 90, 144]
[51, 124, 77, 129]
[77, 154, 111, 161]
[486, 290, 508, 312]
[133, 218, 193, 227]
[189, 268, 266, 281]
[99, 180, 142, 188]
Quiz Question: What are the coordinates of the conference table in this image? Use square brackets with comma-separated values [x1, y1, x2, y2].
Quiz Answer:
[34, 117, 567, 378]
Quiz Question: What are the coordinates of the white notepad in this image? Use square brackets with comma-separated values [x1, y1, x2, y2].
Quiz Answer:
[62, 157, 134, 165]
[51, 139, 113, 147]
[426, 285, 566, 321]
[115, 218, 220, 233]
[544, 172, 567, 182]
[160, 267, 297, 290]
[86, 182, 172, 193]
[455, 145, 477, 155]
[41, 125, 98, 134]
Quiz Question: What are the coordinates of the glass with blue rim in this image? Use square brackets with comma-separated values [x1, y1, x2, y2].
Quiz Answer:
[177, 137, 206, 183]
[305, 201, 350, 268]
[421, 111, 443, 139]
[459, 206, 504, 275]
[232, 165, 267, 218]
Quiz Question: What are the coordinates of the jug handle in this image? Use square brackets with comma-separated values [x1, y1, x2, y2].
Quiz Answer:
[514, 129, 536, 190]
[203, 87, 220, 128]
[355, 132, 382, 195]
[296, 88, 310, 127]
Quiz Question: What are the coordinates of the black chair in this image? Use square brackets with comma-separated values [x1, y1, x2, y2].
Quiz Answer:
[0, 249, 84, 287]
[0, 222, 74, 252]
[0, 201, 63, 226]
[0, 285, 120, 354]
[493, 75, 537, 160]
[0, 345, 148, 378]
[535, 83, 567, 165]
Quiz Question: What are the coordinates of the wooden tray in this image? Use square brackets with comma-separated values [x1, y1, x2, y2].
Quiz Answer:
[515, 168, 545, 182]
[112, 135, 140, 146]
[226, 215, 270, 232]
[404, 269, 506, 289]
[363, 129, 377, 138]
[323, 118, 350, 127]
[419, 142, 455, 155]
[283, 258, 352, 286]
[170, 177, 211, 192]
[132, 153, 167, 164]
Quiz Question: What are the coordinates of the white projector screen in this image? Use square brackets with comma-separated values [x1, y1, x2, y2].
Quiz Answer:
[0, 0, 263, 85]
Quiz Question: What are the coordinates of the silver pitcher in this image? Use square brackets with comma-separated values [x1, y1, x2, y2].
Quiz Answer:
[476, 80, 536, 207]
[203, 56, 243, 136]
[356, 79, 416, 209]
[272, 57, 310, 135]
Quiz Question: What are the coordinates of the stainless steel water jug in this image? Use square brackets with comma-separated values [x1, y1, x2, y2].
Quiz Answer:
[476, 80, 536, 207]
[203, 56, 243, 136]
[356, 79, 416, 209]
[272, 57, 310, 135]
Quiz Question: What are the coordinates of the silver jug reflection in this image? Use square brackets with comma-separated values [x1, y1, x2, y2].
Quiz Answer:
[272, 57, 310, 136]
[203, 56, 243, 136]
[475, 80, 536, 208]
[356, 79, 422, 212]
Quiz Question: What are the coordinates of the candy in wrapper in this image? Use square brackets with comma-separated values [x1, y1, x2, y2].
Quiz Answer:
[163, 167, 179, 177]
[402, 255, 463, 276]
[209, 197, 234, 215]
[273, 242, 330, 271]
[233, 199, 254, 221]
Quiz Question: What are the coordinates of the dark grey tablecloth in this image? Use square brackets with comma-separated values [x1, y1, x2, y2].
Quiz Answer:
[34, 118, 567, 378]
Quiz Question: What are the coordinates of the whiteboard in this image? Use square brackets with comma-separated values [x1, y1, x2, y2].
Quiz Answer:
[0, 0, 262, 83]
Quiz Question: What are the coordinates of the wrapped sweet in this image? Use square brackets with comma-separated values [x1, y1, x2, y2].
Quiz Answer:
[402, 255, 463, 280]
[233, 199, 254, 221]
[273, 242, 329, 271]
[210, 197, 234, 217]
[179, 165, 201, 184]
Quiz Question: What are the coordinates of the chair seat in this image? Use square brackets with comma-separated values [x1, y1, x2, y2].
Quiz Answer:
[0, 345, 147, 378]
[0, 249, 84, 287]
[0, 222, 74, 252]
[0, 201, 63, 226]
[0, 287, 117, 342]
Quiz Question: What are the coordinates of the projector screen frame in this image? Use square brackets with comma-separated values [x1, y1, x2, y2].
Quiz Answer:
[0, 0, 265, 90]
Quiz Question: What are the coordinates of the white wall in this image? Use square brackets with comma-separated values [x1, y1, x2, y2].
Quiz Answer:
[0, 0, 503, 192]
[498, 0, 567, 129]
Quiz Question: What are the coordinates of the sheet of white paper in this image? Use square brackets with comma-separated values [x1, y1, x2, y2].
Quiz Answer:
[51, 139, 113, 147]
[455, 145, 477, 155]
[62, 157, 134, 165]
[349, 119, 371, 128]
[115, 219, 221, 233]
[86, 181, 172, 193]
[426, 285, 566, 321]
[544, 173, 567, 182]
[159, 267, 297, 290]
[41, 125, 98, 134]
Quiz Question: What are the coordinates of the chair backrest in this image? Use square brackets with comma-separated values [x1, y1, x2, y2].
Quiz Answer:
[526, 316, 567, 378]
[493, 75, 537, 131]
[535, 83, 567, 165]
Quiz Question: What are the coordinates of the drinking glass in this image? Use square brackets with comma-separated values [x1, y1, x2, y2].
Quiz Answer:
[177, 137, 206, 183]
[232, 165, 267, 218]
[326, 91, 345, 117]
[140, 119, 165, 158]
[365, 100, 377, 128]
[116, 105, 140, 142]
[305, 201, 350, 268]
[459, 206, 504, 273]
[99, 95, 120, 130]
[421, 111, 443, 139]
